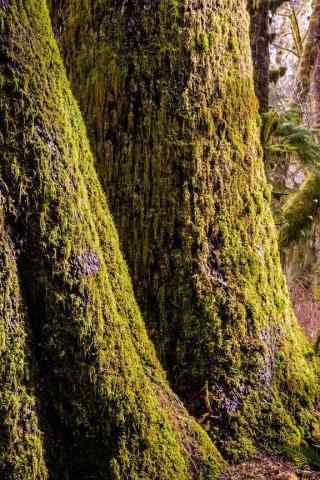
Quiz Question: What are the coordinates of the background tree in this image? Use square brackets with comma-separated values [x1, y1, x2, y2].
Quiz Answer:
[276, 0, 320, 347]
[50, 0, 320, 460]
[0, 1, 224, 478]
[247, 0, 271, 112]
[297, 0, 320, 120]
[247, 0, 287, 112]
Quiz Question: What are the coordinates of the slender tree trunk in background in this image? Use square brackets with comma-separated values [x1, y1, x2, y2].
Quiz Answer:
[246, 0, 287, 112]
[312, 35, 320, 128]
[0, 2, 224, 478]
[247, 0, 271, 112]
[297, 0, 320, 120]
[49, 0, 320, 460]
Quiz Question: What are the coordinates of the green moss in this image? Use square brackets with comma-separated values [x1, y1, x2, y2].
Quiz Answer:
[278, 174, 320, 310]
[0, 1, 224, 478]
[49, 0, 320, 463]
[280, 174, 320, 246]
[198, 33, 210, 52]
[0, 209, 48, 479]
[277, 444, 320, 471]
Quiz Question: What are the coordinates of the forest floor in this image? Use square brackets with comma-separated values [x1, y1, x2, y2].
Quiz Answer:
[220, 455, 320, 479]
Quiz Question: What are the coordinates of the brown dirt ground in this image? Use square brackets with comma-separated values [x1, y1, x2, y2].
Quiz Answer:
[220, 455, 320, 479]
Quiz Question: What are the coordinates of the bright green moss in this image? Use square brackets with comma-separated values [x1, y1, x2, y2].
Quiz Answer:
[280, 174, 320, 246]
[0, 1, 223, 478]
[198, 33, 210, 52]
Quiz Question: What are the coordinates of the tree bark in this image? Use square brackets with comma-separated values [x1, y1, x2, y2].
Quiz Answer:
[247, 0, 271, 112]
[297, 0, 320, 122]
[0, 1, 224, 478]
[49, 0, 320, 460]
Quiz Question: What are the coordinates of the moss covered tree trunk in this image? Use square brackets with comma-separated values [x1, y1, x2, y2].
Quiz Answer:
[50, 0, 320, 460]
[0, 1, 224, 478]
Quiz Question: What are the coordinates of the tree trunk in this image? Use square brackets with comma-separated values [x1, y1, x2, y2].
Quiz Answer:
[50, 0, 320, 460]
[297, 0, 320, 122]
[0, 1, 224, 478]
[247, 0, 271, 112]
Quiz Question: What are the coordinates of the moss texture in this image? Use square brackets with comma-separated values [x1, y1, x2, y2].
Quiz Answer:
[280, 174, 320, 248]
[0, 1, 224, 478]
[0, 206, 48, 479]
[49, 0, 320, 461]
